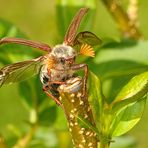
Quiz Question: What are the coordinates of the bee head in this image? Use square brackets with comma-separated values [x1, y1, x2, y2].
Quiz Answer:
[51, 44, 76, 65]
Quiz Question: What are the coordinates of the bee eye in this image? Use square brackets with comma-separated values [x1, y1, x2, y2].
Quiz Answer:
[73, 56, 76, 61]
[60, 58, 65, 64]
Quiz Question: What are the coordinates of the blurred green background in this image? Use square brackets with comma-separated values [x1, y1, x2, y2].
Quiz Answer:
[0, 0, 148, 148]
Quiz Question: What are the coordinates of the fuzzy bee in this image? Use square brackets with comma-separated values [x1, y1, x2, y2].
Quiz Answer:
[0, 8, 101, 106]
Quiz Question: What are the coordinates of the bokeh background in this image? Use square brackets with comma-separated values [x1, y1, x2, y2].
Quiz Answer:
[0, 0, 148, 147]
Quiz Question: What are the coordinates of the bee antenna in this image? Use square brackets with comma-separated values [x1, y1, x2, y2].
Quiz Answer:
[0, 37, 52, 52]
[64, 8, 89, 46]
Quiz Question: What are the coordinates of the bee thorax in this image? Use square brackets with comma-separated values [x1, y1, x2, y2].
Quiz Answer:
[51, 44, 76, 58]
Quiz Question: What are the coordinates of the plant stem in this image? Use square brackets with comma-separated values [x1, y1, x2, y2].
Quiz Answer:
[13, 124, 38, 148]
[101, 0, 142, 39]
[98, 142, 110, 148]
[0, 136, 7, 148]
[58, 77, 98, 147]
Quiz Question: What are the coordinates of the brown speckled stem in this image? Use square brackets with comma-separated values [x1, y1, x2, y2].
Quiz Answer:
[58, 77, 98, 148]
[101, 0, 142, 39]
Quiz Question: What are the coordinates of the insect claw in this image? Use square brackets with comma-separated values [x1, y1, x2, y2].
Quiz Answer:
[81, 93, 86, 99]
[43, 86, 63, 107]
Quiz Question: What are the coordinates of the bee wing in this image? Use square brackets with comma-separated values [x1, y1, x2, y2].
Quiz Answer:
[0, 56, 45, 86]
[73, 31, 102, 47]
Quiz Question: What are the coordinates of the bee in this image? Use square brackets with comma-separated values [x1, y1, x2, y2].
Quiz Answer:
[0, 8, 101, 106]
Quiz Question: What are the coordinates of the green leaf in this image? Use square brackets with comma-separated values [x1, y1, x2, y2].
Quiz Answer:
[115, 72, 148, 101]
[18, 81, 34, 110]
[53, 107, 67, 130]
[88, 71, 104, 131]
[39, 105, 57, 127]
[86, 39, 148, 102]
[110, 97, 146, 137]
[108, 72, 148, 136]
[112, 72, 148, 111]
[88, 40, 148, 79]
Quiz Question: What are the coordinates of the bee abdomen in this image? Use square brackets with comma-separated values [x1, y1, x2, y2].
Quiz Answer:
[40, 71, 50, 87]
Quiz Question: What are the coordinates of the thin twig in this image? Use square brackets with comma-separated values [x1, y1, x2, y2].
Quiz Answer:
[13, 124, 38, 148]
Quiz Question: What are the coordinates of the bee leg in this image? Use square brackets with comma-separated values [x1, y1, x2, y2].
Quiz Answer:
[43, 86, 62, 107]
[49, 81, 65, 85]
[70, 63, 88, 99]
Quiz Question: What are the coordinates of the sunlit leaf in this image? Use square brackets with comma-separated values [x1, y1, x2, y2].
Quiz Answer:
[108, 72, 148, 137]
[110, 97, 146, 136]
[87, 40, 148, 101]
[88, 71, 104, 131]
[112, 72, 148, 111]
[115, 72, 148, 101]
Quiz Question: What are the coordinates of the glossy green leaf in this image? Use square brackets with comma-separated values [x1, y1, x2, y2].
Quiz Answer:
[110, 97, 146, 137]
[88, 71, 104, 131]
[108, 72, 148, 137]
[115, 72, 148, 101]
[39, 105, 57, 127]
[112, 72, 148, 111]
